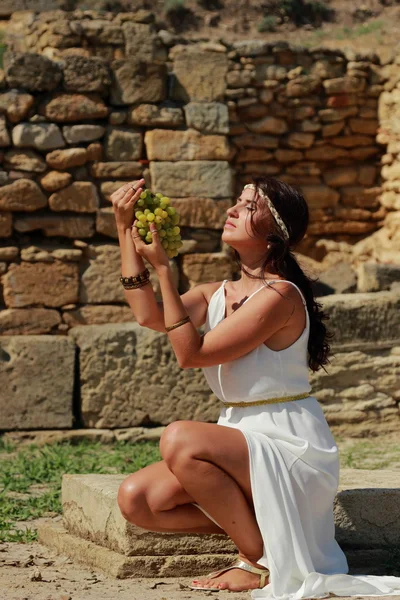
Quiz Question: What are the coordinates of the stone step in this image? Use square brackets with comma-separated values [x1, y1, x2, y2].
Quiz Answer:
[60, 469, 400, 557]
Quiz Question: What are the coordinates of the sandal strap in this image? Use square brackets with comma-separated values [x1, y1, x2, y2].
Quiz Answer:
[233, 559, 270, 588]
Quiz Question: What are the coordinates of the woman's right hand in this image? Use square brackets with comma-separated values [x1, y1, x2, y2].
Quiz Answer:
[110, 178, 145, 230]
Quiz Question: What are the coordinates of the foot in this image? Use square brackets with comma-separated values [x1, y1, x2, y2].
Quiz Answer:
[190, 557, 269, 592]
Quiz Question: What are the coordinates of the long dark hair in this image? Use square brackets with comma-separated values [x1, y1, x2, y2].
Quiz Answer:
[233, 175, 333, 372]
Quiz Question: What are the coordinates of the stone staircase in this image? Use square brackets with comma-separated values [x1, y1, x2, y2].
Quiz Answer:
[37, 469, 400, 579]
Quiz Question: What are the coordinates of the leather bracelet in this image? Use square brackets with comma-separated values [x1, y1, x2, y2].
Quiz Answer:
[165, 315, 191, 332]
[120, 268, 150, 288]
[121, 278, 151, 290]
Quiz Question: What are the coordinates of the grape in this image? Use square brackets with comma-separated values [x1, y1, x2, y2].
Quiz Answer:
[133, 187, 183, 257]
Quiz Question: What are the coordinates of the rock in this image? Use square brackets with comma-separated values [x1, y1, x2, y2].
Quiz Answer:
[313, 262, 357, 296]
[357, 263, 400, 293]
[39, 170, 72, 192]
[40, 93, 108, 122]
[0, 308, 61, 335]
[129, 104, 184, 128]
[246, 116, 288, 135]
[184, 102, 229, 134]
[275, 149, 303, 163]
[3, 261, 79, 308]
[236, 149, 273, 163]
[0, 212, 12, 237]
[4, 52, 62, 91]
[86, 142, 103, 161]
[323, 77, 366, 94]
[0, 115, 10, 147]
[286, 76, 321, 97]
[299, 119, 322, 133]
[110, 59, 167, 105]
[348, 118, 379, 135]
[95, 207, 118, 238]
[0, 336, 74, 429]
[331, 135, 374, 148]
[62, 124, 105, 144]
[0, 179, 47, 211]
[232, 133, 279, 149]
[68, 323, 219, 428]
[232, 40, 271, 56]
[323, 167, 359, 187]
[90, 162, 143, 179]
[150, 161, 233, 198]
[3, 149, 46, 173]
[123, 22, 167, 62]
[49, 182, 99, 213]
[105, 127, 143, 161]
[301, 185, 340, 208]
[352, 211, 400, 264]
[63, 304, 134, 328]
[305, 145, 349, 161]
[12, 122, 65, 151]
[182, 252, 234, 288]
[319, 107, 358, 122]
[45, 147, 88, 170]
[322, 121, 345, 137]
[320, 291, 400, 345]
[287, 132, 315, 149]
[171, 50, 228, 102]
[62, 56, 111, 93]
[78, 19, 124, 44]
[145, 129, 231, 161]
[0, 90, 34, 123]
[100, 181, 128, 202]
[226, 70, 254, 88]
[168, 197, 232, 229]
[14, 214, 95, 238]
[0, 246, 18, 261]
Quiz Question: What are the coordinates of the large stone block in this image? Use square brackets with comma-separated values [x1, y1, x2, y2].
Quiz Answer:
[68, 324, 220, 428]
[0, 336, 74, 429]
[129, 104, 184, 128]
[105, 127, 143, 161]
[246, 116, 288, 135]
[62, 56, 112, 94]
[150, 161, 233, 198]
[168, 197, 232, 229]
[0, 179, 47, 211]
[0, 115, 10, 147]
[301, 185, 340, 208]
[0, 212, 12, 237]
[0, 90, 34, 123]
[171, 50, 228, 102]
[184, 102, 229, 134]
[3, 149, 47, 173]
[110, 60, 167, 106]
[145, 129, 231, 161]
[357, 263, 400, 293]
[4, 52, 62, 91]
[49, 182, 99, 213]
[3, 261, 79, 308]
[62, 125, 105, 144]
[320, 291, 400, 345]
[182, 252, 234, 288]
[323, 77, 366, 95]
[123, 22, 167, 62]
[0, 308, 61, 335]
[12, 122, 65, 151]
[40, 93, 109, 122]
[46, 148, 88, 170]
[63, 305, 134, 328]
[14, 214, 95, 238]
[91, 162, 143, 179]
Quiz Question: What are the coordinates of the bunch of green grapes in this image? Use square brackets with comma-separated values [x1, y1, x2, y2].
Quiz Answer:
[134, 188, 183, 259]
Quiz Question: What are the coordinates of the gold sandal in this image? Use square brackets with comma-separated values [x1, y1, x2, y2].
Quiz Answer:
[189, 558, 270, 591]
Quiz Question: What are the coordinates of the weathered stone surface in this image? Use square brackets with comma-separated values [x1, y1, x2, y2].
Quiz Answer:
[90, 162, 143, 179]
[323, 167, 359, 188]
[232, 133, 279, 149]
[63, 305, 134, 328]
[0, 179, 47, 211]
[184, 102, 229, 134]
[39, 170, 72, 192]
[314, 262, 357, 296]
[275, 149, 303, 163]
[0, 336, 74, 429]
[62, 56, 111, 93]
[319, 107, 358, 122]
[68, 323, 220, 428]
[86, 142, 103, 161]
[287, 132, 315, 149]
[331, 135, 374, 148]
[3, 261, 79, 308]
[105, 127, 143, 161]
[182, 252, 234, 288]
[4, 52, 62, 91]
[49, 182, 99, 213]
[348, 118, 379, 135]
[357, 263, 400, 293]
[78, 19, 124, 44]
[145, 129, 231, 161]
[100, 181, 128, 202]
[226, 70, 254, 88]
[95, 207, 118, 238]
[286, 76, 321, 97]
[0, 246, 18, 261]
[323, 77, 366, 95]
[0, 212, 12, 237]
[123, 22, 167, 62]
[236, 149, 273, 163]
[4, 149, 46, 172]
[171, 50, 228, 103]
[0, 308, 61, 335]
[129, 104, 184, 128]
[305, 145, 349, 161]
[0, 115, 10, 147]
[321, 291, 400, 345]
[311, 346, 400, 437]
[14, 214, 95, 238]
[301, 185, 340, 208]
[246, 116, 288, 135]
[168, 198, 232, 230]
[62, 473, 233, 557]
[20, 244, 82, 263]
[46, 147, 88, 169]
[150, 161, 233, 199]
[40, 93, 108, 122]
[12, 122, 65, 151]
[110, 60, 167, 106]
[0, 90, 34, 123]
[62, 125, 105, 144]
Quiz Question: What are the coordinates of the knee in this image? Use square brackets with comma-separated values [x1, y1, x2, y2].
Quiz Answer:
[117, 476, 149, 526]
[160, 421, 196, 470]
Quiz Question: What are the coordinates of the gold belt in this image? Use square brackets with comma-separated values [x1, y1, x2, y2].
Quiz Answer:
[220, 391, 312, 407]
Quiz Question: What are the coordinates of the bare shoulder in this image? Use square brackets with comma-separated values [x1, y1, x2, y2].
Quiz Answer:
[198, 280, 226, 305]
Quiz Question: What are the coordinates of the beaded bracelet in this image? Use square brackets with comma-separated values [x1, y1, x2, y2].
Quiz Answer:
[165, 315, 191, 332]
[120, 268, 150, 289]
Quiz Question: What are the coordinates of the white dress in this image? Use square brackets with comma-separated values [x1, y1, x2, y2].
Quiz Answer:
[192, 279, 400, 600]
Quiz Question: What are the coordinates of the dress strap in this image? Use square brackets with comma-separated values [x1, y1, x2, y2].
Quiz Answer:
[266, 280, 307, 307]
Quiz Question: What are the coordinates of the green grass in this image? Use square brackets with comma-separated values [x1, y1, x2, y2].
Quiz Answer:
[0, 438, 161, 543]
[0, 434, 399, 544]
[303, 19, 385, 47]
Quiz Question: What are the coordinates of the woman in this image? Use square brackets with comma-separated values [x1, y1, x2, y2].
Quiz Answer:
[113, 176, 400, 599]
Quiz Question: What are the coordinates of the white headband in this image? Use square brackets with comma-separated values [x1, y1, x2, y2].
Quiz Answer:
[243, 183, 289, 241]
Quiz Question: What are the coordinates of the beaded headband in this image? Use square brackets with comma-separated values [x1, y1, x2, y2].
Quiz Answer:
[243, 183, 290, 241]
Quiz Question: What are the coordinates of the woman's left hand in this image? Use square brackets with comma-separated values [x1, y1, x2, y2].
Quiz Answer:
[131, 221, 170, 273]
